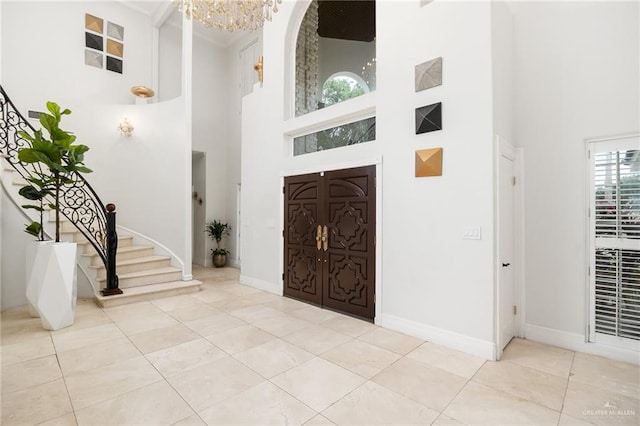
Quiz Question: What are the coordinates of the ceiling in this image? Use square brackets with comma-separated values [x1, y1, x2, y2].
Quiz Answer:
[117, 0, 169, 17]
[118, 0, 250, 47]
[118, 0, 378, 46]
[318, 0, 376, 42]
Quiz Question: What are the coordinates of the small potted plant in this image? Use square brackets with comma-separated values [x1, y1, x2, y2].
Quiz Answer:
[205, 220, 231, 267]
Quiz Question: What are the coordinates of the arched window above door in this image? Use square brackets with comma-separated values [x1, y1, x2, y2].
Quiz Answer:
[295, 0, 376, 117]
[321, 72, 369, 108]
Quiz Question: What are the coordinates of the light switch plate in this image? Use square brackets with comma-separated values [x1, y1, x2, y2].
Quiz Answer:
[463, 227, 482, 240]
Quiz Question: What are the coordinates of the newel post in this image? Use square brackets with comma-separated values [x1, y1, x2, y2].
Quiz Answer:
[101, 203, 122, 296]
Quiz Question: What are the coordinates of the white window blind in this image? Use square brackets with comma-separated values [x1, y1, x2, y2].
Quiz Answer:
[591, 139, 640, 344]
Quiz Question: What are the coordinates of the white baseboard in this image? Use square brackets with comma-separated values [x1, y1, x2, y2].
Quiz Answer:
[193, 257, 207, 267]
[525, 323, 640, 365]
[239, 275, 282, 296]
[376, 313, 496, 360]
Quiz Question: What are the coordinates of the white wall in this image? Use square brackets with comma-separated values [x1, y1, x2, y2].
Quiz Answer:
[510, 2, 640, 347]
[1, 1, 154, 108]
[158, 12, 182, 101]
[376, 0, 496, 355]
[226, 33, 261, 266]
[491, 2, 514, 145]
[242, 0, 497, 358]
[60, 99, 188, 269]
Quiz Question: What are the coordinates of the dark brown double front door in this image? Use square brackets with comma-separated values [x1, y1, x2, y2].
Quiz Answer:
[284, 165, 376, 321]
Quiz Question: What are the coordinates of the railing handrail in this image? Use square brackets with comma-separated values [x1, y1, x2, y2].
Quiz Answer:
[0, 85, 120, 295]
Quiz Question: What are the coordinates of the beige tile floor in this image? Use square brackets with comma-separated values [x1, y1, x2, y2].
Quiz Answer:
[2, 266, 639, 425]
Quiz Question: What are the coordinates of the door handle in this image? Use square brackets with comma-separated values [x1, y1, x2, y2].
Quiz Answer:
[322, 225, 328, 251]
[315, 225, 322, 251]
[502, 263, 511, 267]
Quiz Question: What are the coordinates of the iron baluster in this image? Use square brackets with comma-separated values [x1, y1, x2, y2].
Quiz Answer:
[0, 85, 120, 296]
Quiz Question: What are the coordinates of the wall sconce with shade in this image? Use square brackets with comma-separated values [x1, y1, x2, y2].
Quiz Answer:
[118, 118, 134, 136]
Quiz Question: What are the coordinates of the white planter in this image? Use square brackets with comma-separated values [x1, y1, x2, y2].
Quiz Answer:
[25, 240, 52, 318]
[26, 241, 77, 330]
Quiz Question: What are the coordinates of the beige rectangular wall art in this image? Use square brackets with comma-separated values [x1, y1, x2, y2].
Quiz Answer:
[415, 148, 443, 177]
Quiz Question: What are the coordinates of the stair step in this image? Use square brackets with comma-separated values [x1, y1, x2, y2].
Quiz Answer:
[11, 173, 28, 186]
[3, 160, 16, 171]
[60, 231, 134, 251]
[83, 244, 152, 264]
[57, 221, 79, 232]
[91, 255, 172, 279]
[60, 229, 89, 243]
[98, 267, 183, 289]
[94, 280, 202, 308]
[76, 236, 134, 255]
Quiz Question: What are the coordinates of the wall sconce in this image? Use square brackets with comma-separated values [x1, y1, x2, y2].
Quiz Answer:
[118, 118, 134, 136]
[253, 55, 264, 83]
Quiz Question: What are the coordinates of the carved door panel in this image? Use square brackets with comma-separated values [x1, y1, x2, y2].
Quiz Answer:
[283, 166, 376, 320]
[283, 173, 323, 306]
[323, 167, 376, 320]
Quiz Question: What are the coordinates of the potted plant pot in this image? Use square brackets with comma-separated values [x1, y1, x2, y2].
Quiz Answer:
[212, 249, 229, 268]
[206, 220, 231, 268]
[26, 241, 77, 330]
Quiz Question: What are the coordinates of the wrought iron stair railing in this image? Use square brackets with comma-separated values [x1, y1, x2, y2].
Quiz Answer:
[0, 85, 121, 296]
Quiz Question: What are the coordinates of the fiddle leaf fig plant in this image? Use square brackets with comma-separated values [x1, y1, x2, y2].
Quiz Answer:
[17, 101, 92, 242]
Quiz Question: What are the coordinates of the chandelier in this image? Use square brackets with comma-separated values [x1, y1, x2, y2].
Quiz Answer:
[174, 0, 283, 32]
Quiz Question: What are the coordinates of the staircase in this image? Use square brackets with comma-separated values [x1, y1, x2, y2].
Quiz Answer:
[3, 162, 201, 307]
[1, 87, 201, 308]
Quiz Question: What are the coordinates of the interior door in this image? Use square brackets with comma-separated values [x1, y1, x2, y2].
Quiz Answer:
[323, 167, 376, 320]
[283, 173, 323, 305]
[283, 166, 376, 320]
[498, 152, 516, 352]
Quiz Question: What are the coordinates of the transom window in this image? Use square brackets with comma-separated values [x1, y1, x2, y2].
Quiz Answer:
[295, 0, 376, 116]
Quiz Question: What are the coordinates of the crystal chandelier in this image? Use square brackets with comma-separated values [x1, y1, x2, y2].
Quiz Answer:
[174, 0, 283, 32]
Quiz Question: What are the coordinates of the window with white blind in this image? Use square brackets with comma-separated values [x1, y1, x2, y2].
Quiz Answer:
[589, 137, 640, 347]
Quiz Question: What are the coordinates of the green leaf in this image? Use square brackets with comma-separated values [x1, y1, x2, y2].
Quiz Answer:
[73, 166, 93, 174]
[19, 185, 44, 200]
[49, 162, 68, 173]
[17, 148, 41, 164]
[46, 101, 61, 119]
[48, 203, 57, 210]
[17, 130, 35, 143]
[27, 176, 46, 187]
[51, 128, 75, 147]
[39, 113, 56, 134]
[22, 205, 44, 212]
[25, 222, 42, 237]
[61, 108, 71, 115]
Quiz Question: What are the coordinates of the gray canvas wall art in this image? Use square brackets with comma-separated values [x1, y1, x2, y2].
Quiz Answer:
[415, 57, 442, 92]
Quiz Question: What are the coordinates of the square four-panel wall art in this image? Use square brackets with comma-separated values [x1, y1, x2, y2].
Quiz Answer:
[84, 13, 124, 74]
[414, 56, 443, 178]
